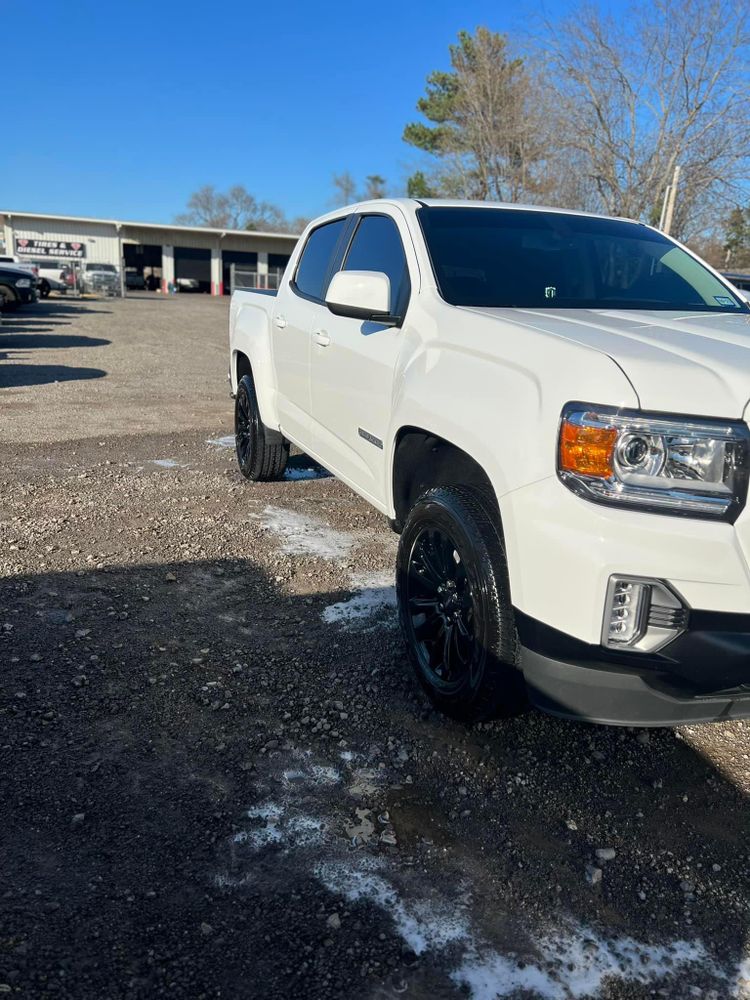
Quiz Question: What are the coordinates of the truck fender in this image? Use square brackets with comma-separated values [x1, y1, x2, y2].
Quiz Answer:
[230, 296, 281, 431]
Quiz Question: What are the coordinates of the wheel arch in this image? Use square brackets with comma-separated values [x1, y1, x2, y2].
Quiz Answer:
[390, 426, 502, 535]
[230, 298, 279, 430]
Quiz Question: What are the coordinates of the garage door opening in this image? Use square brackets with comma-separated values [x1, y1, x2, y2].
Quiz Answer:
[174, 247, 210, 293]
[123, 243, 162, 292]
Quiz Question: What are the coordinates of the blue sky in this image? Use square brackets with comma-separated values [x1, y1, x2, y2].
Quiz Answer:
[4, 0, 589, 226]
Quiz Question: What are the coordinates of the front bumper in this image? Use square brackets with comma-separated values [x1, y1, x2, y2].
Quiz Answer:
[518, 610, 750, 726]
[17, 286, 38, 304]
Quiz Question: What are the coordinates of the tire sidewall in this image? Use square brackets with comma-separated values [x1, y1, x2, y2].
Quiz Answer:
[397, 488, 521, 720]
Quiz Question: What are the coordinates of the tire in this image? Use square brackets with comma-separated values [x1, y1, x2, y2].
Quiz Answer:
[234, 373, 289, 481]
[0, 285, 18, 311]
[39, 280, 50, 298]
[396, 485, 526, 722]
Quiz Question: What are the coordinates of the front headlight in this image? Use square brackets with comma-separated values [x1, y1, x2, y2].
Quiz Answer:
[558, 403, 750, 521]
[14, 278, 32, 288]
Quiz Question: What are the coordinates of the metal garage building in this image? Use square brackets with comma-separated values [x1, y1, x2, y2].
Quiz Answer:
[0, 210, 300, 295]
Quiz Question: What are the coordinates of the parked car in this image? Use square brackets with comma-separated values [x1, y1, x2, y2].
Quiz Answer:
[0, 255, 38, 281]
[229, 198, 750, 728]
[0, 265, 38, 309]
[175, 277, 200, 292]
[125, 269, 146, 290]
[80, 262, 119, 295]
[28, 259, 69, 297]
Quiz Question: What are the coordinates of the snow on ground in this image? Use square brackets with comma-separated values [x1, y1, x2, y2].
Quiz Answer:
[257, 506, 354, 560]
[322, 570, 397, 629]
[217, 745, 749, 999]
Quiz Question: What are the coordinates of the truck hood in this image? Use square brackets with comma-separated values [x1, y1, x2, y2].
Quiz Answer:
[465, 307, 750, 419]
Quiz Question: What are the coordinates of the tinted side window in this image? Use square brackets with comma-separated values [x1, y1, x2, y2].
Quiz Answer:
[343, 215, 410, 315]
[294, 218, 347, 300]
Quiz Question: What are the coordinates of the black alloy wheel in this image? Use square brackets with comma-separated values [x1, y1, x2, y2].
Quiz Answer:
[397, 485, 525, 721]
[406, 525, 477, 694]
[234, 373, 289, 481]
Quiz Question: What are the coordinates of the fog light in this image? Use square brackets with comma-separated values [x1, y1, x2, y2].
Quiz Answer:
[603, 576, 688, 653]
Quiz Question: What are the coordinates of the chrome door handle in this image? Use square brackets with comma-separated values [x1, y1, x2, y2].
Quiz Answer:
[274, 314, 287, 329]
[313, 329, 331, 347]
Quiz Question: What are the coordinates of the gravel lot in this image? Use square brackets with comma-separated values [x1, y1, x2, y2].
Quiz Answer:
[1, 294, 749, 1000]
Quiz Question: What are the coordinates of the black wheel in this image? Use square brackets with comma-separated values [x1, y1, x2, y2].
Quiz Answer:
[396, 485, 525, 722]
[234, 373, 289, 481]
[39, 280, 50, 298]
[0, 285, 18, 311]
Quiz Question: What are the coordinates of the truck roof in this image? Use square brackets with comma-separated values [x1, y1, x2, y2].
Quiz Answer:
[321, 198, 641, 228]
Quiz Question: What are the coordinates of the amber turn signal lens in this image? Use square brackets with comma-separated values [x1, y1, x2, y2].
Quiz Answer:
[560, 420, 617, 478]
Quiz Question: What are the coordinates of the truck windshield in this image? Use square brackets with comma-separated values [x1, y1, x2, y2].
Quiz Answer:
[418, 207, 747, 313]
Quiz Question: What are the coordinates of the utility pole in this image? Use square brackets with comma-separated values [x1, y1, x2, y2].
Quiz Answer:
[659, 165, 681, 236]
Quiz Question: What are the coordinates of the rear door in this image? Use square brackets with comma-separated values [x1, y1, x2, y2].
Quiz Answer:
[310, 212, 413, 504]
[273, 216, 350, 448]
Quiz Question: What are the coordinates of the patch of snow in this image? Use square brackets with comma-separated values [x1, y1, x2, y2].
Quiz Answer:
[315, 862, 469, 955]
[452, 930, 711, 1000]
[310, 765, 341, 784]
[206, 435, 235, 448]
[316, 860, 722, 999]
[322, 571, 397, 628]
[235, 800, 326, 852]
[151, 458, 185, 468]
[247, 802, 284, 821]
[258, 506, 354, 560]
[282, 764, 341, 787]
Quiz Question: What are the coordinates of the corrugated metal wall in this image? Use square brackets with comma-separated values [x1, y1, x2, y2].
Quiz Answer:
[9, 216, 120, 265]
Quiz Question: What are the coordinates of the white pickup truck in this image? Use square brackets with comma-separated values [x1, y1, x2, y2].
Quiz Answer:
[229, 199, 750, 728]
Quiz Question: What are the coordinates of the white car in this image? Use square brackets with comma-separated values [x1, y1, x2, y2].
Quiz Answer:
[228, 198, 750, 727]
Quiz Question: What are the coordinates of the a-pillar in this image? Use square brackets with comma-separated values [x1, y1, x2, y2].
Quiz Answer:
[211, 244, 222, 296]
[257, 251, 269, 289]
[161, 245, 174, 293]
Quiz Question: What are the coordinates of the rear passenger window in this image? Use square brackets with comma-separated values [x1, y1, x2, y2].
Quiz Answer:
[343, 215, 410, 315]
[294, 218, 347, 300]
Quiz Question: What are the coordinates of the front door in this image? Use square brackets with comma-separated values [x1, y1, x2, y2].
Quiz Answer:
[310, 213, 412, 505]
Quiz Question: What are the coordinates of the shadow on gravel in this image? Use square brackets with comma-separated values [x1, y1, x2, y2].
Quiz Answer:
[0, 556, 748, 998]
[0, 364, 107, 388]
[0, 334, 111, 350]
[24, 303, 112, 318]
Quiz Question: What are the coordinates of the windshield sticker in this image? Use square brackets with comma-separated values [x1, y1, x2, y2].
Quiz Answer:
[714, 295, 735, 306]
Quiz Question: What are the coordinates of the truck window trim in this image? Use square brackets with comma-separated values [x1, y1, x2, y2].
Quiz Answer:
[290, 215, 355, 305]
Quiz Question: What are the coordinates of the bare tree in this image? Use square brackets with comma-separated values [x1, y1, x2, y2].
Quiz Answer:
[540, 0, 750, 237]
[176, 185, 290, 232]
[332, 172, 358, 206]
[363, 175, 387, 199]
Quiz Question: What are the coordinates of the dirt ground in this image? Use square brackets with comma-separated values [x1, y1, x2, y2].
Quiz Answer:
[1, 294, 749, 1000]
